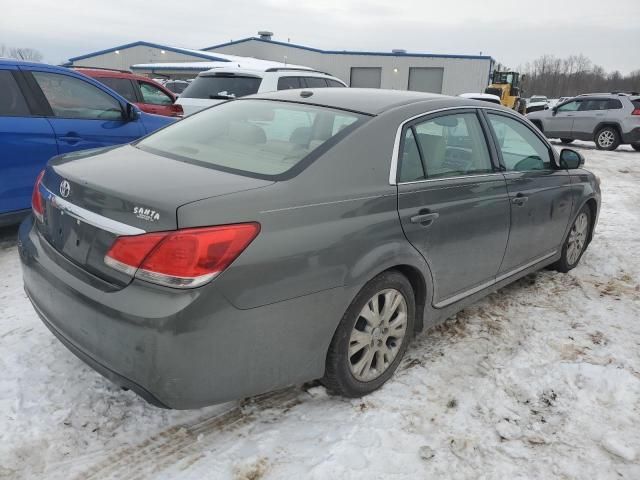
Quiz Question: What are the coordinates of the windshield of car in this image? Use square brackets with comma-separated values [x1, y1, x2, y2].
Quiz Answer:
[136, 99, 365, 179]
[530, 97, 547, 103]
[180, 75, 262, 99]
[167, 82, 188, 94]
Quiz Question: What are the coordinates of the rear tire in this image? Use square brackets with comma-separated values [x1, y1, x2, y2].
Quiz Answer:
[560, 138, 574, 144]
[632, 143, 640, 152]
[594, 127, 620, 151]
[322, 271, 415, 398]
[553, 205, 592, 273]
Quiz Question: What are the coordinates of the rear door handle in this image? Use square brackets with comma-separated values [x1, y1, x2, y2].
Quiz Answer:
[410, 211, 439, 226]
[512, 194, 528, 206]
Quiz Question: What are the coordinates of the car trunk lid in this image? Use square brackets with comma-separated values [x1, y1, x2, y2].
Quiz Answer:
[38, 145, 272, 286]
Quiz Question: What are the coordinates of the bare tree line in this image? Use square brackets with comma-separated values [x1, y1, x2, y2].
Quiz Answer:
[0, 45, 43, 62]
[516, 54, 640, 98]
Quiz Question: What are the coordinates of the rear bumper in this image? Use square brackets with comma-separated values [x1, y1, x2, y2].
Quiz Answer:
[19, 217, 348, 409]
[622, 127, 640, 144]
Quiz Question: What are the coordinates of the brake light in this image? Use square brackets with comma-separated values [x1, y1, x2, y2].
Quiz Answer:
[632, 108, 640, 116]
[170, 103, 184, 117]
[31, 170, 45, 222]
[104, 223, 260, 288]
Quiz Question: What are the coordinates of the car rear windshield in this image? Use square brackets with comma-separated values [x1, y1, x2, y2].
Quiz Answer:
[180, 74, 262, 99]
[136, 99, 365, 179]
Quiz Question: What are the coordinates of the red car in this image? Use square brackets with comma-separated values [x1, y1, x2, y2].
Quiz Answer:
[72, 67, 183, 117]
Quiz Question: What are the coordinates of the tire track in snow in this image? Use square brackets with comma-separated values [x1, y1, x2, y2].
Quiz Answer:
[72, 387, 302, 480]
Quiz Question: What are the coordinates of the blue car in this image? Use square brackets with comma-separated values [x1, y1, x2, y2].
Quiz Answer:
[0, 59, 174, 226]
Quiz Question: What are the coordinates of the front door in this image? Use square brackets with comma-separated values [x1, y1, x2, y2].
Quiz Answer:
[26, 69, 143, 154]
[137, 80, 175, 116]
[545, 99, 580, 138]
[396, 110, 510, 307]
[0, 67, 58, 215]
[484, 112, 573, 274]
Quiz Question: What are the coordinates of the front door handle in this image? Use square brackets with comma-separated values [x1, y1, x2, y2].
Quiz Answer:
[512, 194, 529, 206]
[410, 210, 439, 226]
[59, 134, 81, 144]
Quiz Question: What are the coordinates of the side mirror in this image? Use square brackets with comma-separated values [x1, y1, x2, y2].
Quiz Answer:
[551, 106, 558, 115]
[125, 103, 139, 122]
[560, 148, 584, 169]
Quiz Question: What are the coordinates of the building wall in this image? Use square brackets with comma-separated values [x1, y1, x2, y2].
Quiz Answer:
[68, 45, 209, 71]
[206, 40, 492, 95]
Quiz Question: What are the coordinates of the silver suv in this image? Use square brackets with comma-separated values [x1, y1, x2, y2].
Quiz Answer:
[527, 93, 640, 151]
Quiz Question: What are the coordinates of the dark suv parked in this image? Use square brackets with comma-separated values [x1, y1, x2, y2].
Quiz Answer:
[527, 93, 640, 151]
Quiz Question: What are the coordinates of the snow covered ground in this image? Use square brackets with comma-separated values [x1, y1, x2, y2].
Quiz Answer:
[1, 142, 639, 480]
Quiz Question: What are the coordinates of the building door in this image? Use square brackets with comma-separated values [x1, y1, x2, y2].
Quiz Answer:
[350, 67, 382, 88]
[408, 67, 444, 93]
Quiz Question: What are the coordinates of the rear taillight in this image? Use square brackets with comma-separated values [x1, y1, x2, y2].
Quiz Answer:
[31, 170, 45, 222]
[170, 103, 184, 117]
[632, 108, 640, 116]
[104, 223, 260, 288]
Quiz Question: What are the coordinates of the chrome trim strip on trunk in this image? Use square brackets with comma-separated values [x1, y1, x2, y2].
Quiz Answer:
[40, 184, 146, 236]
[433, 250, 557, 308]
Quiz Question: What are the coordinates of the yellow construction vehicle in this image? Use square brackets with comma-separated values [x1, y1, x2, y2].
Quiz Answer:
[485, 71, 527, 114]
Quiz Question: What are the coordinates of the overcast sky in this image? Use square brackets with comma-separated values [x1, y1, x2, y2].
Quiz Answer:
[3, 0, 639, 73]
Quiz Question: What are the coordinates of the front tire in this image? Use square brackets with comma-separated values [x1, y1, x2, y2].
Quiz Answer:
[323, 271, 415, 398]
[594, 127, 620, 151]
[553, 206, 592, 273]
[560, 138, 574, 144]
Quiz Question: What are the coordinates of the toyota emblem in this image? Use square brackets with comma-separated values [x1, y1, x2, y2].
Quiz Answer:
[59, 180, 71, 198]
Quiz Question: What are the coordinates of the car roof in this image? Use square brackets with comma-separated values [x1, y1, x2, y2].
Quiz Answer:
[72, 67, 148, 81]
[200, 67, 333, 78]
[0, 58, 66, 70]
[247, 88, 493, 115]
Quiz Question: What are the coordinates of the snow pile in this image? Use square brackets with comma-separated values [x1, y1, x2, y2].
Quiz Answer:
[1, 143, 639, 479]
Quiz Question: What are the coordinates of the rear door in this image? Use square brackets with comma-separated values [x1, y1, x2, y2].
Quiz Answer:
[137, 80, 175, 116]
[24, 68, 144, 153]
[396, 109, 510, 307]
[571, 98, 608, 139]
[484, 111, 573, 274]
[546, 99, 580, 138]
[0, 67, 58, 215]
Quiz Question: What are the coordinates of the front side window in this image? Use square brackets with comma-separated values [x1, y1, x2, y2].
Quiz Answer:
[407, 112, 492, 179]
[180, 75, 262, 99]
[487, 113, 551, 171]
[557, 100, 580, 112]
[137, 99, 363, 178]
[0, 70, 30, 116]
[98, 77, 137, 103]
[32, 71, 122, 120]
[138, 81, 173, 105]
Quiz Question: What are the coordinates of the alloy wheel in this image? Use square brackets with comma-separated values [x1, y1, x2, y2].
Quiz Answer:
[567, 212, 588, 265]
[598, 130, 615, 148]
[348, 288, 408, 382]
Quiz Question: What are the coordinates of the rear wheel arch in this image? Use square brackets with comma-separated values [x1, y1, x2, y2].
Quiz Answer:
[593, 122, 623, 140]
[387, 265, 428, 333]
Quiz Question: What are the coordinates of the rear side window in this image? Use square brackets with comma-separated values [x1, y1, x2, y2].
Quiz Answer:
[399, 128, 425, 182]
[579, 99, 609, 111]
[32, 71, 123, 120]
[180, 75, 261, 99]
[409, 113, 493, 179]
[326, 79, 346, 88]
[136, 99, 364, 179]
[277, 77, 304, 90]
[97, 77, 137, 103]
[607, 99, 623, 109]
[304, 77, 329, 88]
[0, 71, 30, 116]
